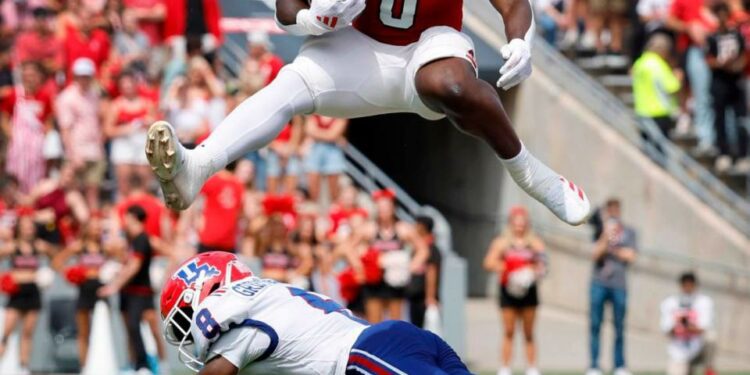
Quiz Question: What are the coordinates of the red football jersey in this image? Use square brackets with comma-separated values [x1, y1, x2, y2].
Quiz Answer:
[198, 173, 244, 250]
[353, 0, 463, 45]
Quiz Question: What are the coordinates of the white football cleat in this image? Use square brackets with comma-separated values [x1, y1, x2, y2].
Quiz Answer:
[497, 367, 512, 375]
[145, 121, 212, 210]
[556, 176, 592, 226]
[500, 146, 591, 226]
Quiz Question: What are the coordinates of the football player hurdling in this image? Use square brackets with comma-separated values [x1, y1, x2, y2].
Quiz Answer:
[145, 0, 591, 224]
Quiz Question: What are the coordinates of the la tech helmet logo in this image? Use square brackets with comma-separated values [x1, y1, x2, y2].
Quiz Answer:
[174, 260, 220, 287]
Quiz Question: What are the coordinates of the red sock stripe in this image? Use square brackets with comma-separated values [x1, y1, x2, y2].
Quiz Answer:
[348, 353, 394, 375]
[330, 16, 338, 28]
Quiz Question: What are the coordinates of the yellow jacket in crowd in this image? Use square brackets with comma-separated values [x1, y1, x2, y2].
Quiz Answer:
[632, 51, 681, 119]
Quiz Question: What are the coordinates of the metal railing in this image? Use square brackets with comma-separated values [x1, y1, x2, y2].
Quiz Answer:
[532, 32, 750, 236]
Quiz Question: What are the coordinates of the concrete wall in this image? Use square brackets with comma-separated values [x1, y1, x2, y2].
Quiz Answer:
[539, 234, 750, 360]
[499, 63, 750, 357]
[500, 68, 750, 274]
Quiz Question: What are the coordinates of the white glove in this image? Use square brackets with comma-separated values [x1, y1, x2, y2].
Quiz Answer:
[496, 38, 532, 90]
[311, 0, 366, 28]
[281, 0, 365, 36]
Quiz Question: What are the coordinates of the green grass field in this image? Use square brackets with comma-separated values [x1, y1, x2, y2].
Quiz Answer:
[175, 370, 750, 375]
[476, 373, 750, 375]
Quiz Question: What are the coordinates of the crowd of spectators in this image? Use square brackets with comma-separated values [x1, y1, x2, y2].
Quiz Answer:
[0, 3, 443, 374]
[536, 0, 750, 175]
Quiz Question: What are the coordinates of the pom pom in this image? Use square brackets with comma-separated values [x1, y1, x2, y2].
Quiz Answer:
[0, 273, 19, 295]
[65, 265, 88, 286]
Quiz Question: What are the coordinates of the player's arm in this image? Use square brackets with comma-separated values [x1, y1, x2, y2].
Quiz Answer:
[490, 0, 535, 90]
[491, 0, 534, 41]
[201, 323, 271, 374]
[200, 356, 239, 375]
[276, 0, 309, 26]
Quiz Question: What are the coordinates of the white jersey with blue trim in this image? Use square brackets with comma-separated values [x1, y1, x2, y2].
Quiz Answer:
[190, 276, 367, 374]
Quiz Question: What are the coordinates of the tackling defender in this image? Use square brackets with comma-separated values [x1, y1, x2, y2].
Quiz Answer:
[146, 0, 591, 224]
[162, 251, 472, 374]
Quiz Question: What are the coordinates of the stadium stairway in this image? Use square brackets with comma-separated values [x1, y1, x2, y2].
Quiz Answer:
[463, 0, 750, 367]
[573, 53, 750, 197]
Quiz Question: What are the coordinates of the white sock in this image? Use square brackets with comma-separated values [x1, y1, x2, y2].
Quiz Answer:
[501, 144, 555, 194]
[191, 69, 314, 175]
[500, 144, 590, 225]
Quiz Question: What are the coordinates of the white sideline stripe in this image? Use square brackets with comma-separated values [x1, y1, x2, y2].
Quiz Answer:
[346, 365, 374, 375]
[350, 349, 408, 375]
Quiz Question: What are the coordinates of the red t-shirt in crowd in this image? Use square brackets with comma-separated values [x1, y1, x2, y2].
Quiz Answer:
[123, 0, 165, 46]
[116, 193, 167, 238]
[260, 54, 284, 85]
[63, 24, 111, 77]
[163, 0, 222, 42]
[198, 173, 244, 250]
[15, 31, 64, 68]
[669, 0, 717, 51]
[275, 124, 292, 143]
[0, 88, 53, 122]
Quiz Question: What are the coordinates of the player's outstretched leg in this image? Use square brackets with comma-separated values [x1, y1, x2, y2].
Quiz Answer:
[146, 69, 314, 210]
[415, 58, 591, 225]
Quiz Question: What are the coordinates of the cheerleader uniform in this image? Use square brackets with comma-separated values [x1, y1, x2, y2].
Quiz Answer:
[76, 247, 106, 311]
[499, 243, 540, 308]
[7, 247, 42, 312]
[363, 228, 407, 300]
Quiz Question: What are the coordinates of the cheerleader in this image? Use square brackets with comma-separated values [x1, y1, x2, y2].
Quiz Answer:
[0, 214, 55, 374]
[52, 215, 115, 368]
[484, 206, 546, 375]
[349, 189, 428, 323]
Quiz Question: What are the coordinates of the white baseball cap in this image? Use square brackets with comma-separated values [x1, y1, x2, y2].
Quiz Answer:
[247, 31, 273, 50]
[72, 58, 96, 77]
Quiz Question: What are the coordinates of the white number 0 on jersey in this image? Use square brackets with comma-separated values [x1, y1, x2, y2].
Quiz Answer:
[379, 0, 417, 29]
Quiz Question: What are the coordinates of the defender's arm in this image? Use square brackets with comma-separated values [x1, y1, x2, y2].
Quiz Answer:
[200, 356, 239, 375]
